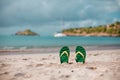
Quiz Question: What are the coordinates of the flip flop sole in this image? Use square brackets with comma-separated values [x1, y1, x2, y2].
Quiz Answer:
[75, 46, 86, 63]
[59, 46, 70, 64]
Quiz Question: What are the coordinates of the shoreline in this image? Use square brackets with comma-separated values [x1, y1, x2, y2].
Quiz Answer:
[0, 45, 120, 53]
[0, 45, 120, 55]
[63, 32, 120, 37]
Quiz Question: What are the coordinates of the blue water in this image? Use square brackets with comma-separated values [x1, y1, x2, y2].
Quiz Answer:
[0, 35, 120, 49]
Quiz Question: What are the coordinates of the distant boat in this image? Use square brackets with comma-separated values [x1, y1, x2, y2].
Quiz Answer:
[54, 32, 66, 37]
[54, 18, 67, 37]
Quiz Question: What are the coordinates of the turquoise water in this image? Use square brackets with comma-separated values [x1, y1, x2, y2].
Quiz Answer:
[0, 35, 120, 49]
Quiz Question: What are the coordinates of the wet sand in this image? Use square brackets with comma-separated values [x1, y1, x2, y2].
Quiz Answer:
[0, 49, 120, 80]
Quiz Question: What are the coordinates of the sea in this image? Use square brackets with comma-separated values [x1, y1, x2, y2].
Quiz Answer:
[0, 35, 120, 51]
[0, 35, 120, 49]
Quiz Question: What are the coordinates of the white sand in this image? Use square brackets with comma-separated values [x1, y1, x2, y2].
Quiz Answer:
[0, 49, 120, 80]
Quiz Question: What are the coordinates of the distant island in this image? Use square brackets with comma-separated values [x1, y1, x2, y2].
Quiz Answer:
[15, 29, 38, 36]
[62, 21, 120, 37]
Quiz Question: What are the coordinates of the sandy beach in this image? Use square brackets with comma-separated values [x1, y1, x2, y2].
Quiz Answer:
[0, 49, 120, 80]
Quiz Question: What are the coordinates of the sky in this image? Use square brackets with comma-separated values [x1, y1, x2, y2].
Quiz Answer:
[0, 0, 120, 36]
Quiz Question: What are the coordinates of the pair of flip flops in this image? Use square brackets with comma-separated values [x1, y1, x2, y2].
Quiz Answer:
[59, 46, 86, 64]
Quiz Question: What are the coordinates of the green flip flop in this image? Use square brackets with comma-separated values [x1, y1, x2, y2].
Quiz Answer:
[59, 46, 70, 64]
[75, 46, 86, 63]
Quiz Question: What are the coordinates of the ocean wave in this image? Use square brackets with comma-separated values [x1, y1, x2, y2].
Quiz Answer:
[3, 46, 15, 50]
[1, 46, 28, 50]
[19, 47, 27, 50]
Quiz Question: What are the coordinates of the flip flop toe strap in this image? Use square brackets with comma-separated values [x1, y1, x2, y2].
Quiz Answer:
[75, 51, 85, 59]
[60, 51, 69, 57]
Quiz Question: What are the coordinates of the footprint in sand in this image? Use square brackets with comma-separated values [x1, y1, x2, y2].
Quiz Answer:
[59, 74, 71, 79]
[14, 73, 25, 77]
[36, 63, 44, 67]
[86, 66, 97, 70]
[0, 72, 9, 75]
[0, 63, 10, 68]
[12, 73, 32, 80]
[22, 58, 28, 61]
[41, 58, 48, 60]
[93, 54, 99, 56]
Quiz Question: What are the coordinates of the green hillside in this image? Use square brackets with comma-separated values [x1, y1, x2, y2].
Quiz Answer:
[62, 21, 120, 37]
[15, 29, 38, 36]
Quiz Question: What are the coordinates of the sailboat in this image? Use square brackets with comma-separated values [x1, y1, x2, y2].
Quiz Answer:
[54, 32, 66, 37]
[54, 18, 66, 37]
